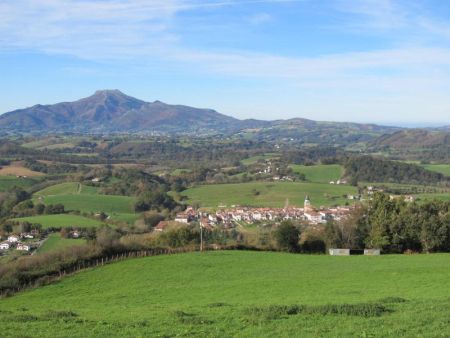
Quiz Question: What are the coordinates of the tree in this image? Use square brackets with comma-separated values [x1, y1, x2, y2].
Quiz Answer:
[274, 221, 300, 252]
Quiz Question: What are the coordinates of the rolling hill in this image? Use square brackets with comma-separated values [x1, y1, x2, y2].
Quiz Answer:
[0, 90, 399, 143]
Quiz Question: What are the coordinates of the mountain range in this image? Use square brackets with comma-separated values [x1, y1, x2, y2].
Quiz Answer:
[0, 89, 412, 144]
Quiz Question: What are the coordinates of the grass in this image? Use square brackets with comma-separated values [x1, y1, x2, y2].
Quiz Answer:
[39, 194, 136, 214]
[33, 182, 138, 223]
[10, 214, 104, 229]
[0, 176, 37, 192]
[181, 181, 357, 208]
[241, 153, 280, 165]
[35, 182, 98, 197]
[290, 164, 343, 183]
[421, 164, 450, 177]
[1, 251, 450, 337]
[37, 233, 87, 254]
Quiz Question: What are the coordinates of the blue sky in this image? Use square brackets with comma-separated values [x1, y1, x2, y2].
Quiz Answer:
[1, 0, 450, 125]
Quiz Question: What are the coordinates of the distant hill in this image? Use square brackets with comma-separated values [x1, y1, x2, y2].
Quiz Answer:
[371, 130, 450, 149]
[0, 90, 398, 144]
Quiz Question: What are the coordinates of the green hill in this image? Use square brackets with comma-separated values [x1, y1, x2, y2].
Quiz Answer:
[11, 214, 104, 229]
[290, 164, 343, 183]
[180, 181, 357, 208]
[1, 251, 450, 337]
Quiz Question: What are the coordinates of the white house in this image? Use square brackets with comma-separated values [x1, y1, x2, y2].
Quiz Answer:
[16, 243, 30, 251]
[0, 242, 10, 250]
[7, 235, 19, 243]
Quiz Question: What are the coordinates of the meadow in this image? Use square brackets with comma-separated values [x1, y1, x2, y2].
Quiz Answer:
[181, 181, 357, 208]
[33, 182, 138, 223]
[289, 164, 343, 183]
[421, 164, 450, 177]
[0, 176, 37, 192]
[11, 214, 104, 229]
[1, 251, 450, 337]
[36, 233, 87, 254]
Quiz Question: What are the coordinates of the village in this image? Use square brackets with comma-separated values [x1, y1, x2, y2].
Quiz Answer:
[157, 196, 356, 231]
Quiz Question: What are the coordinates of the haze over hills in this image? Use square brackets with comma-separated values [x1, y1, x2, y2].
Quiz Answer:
[0, 90, 401, 144]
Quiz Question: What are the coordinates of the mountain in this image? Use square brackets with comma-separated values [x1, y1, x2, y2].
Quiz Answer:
[0, 90, 265, 134]
[0, 90, 397, 144]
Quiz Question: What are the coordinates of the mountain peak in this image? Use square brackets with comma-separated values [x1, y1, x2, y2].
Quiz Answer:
[93, 89, 126, 97]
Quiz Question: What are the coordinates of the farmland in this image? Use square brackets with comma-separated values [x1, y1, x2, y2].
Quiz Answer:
[421, 164, 450, 177]
[290, 164, 343, 183]
[0, 163, 44, 177]
[1, 251, 450, 337]
[10, 214, 104, 229]
[33, 182, 138, 223]
[37, 233, 87, 254]
[180, 181, 357, 208]
[0, 176, 37, 192]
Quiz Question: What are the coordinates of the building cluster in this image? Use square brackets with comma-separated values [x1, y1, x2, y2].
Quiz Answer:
[0, 234, 32, 252]
[169, 197, 354, 231]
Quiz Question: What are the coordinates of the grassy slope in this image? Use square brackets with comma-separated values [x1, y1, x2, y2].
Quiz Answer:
[11, 214, 104, 229]
[37, 233, 87, 253]
[35, 182, 98, 196]
[422, 164, 450, 177]
[1, 251, 450, 337]
[0, 176, 37, 192]
[34, 182, 137, 223]
[290, 164, 343, 183]
[181, 181, 357, 208]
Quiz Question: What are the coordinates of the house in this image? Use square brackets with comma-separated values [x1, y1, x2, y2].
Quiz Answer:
[91, 177, 101, 183]
[175, 213, 189, 224]
[0, 242, 10, 250]
[70, 231, 80, 238]
[154, 221, 169, 232]
[16, 242, 30, 251]
[21, 233, 34, 239]
[7, 235, 19, 243]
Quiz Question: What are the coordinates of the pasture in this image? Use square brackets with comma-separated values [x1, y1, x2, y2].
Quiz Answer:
[10, 214, 104, 229]
[0, 251, 450, 337]
[0, 176, 37, 192]
[180, 181, 357, 208]
[290, 164, 343, 183]
[422, 164, 450, 177]
[37, 233, 87, 254]
[35, 182, 98, 196]
[34, 182, 138, 223]
[241, 153, 280, 165]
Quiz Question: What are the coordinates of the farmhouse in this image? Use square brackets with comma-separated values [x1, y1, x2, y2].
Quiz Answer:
[0, 242, 10, 250]
[16, 242, 30, 251]
[7, 235, 19, 243]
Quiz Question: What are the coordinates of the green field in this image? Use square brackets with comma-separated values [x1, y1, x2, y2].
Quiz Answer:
[11, 214, 104, 229]
[422, 164, 450, 177]
[35, 182, 98, 196]
[181, 181, 357, 207]
[34, 182, 138, 223]
[0, 176, 37, 192]
[241, 153, 280, 165]
[1, 251, 450, 337]
[37, 233, 87, 253]
[290, 164, 343, 183]
[40, 194, 135, 214]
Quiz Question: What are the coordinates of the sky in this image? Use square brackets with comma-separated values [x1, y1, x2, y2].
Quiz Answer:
[0, 0, 450, 126]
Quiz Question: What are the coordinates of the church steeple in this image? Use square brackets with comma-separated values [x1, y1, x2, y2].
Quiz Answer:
[304, 195, 311, 209]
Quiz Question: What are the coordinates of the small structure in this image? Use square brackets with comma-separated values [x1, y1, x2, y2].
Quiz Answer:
[16, 243, 30, 251]
[329, 248, 350, 256]
[7, 235, 19, 243]
[154, 221, 169, 232]
[0, 242, 10, 250]
[364, 249, 381, 256]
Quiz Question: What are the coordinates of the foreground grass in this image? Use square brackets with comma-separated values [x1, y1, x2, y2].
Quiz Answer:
[37, 233, 87, 254]
[1, 251, 450, 337]
[181, 181, 357, 208]
[10, 214, 104, 229]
